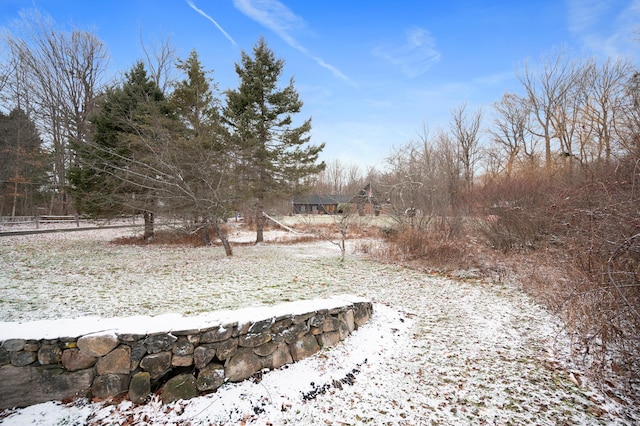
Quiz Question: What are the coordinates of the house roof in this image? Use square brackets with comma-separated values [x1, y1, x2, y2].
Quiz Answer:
[292, 194, 353, 205]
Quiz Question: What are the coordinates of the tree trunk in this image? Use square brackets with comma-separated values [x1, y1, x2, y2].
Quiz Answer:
[11, 181, 18, 218]
[143, 210, 154, 241]
[213, 222, 233, 256]
[255, 204, 264, 243]
[338, 218, 348, 262]
[201, 223, 212, 246]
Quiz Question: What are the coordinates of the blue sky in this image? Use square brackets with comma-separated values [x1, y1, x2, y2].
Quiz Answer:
[1, 0, 639, 170]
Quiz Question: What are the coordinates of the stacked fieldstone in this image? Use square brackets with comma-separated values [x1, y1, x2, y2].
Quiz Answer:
[0, 298, 372, 409]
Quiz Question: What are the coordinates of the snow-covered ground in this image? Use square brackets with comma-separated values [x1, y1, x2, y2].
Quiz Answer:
[0, 226, 638, 425]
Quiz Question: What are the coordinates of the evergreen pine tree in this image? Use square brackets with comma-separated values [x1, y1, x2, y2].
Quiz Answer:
[169, 50, 233, 254]
[68, 62, 169, 240]
[0, 108, 47, 216]
[223, 38, 325, 242]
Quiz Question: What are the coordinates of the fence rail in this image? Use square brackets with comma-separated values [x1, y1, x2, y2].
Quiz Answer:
[0, 215, 81, 228]
[0, 215, 145, 237]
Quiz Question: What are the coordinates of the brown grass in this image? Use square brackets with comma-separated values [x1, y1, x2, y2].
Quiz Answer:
[112, 229, 203, 246]
[371, 221, 480, 274]
[112, 224, 234, 247]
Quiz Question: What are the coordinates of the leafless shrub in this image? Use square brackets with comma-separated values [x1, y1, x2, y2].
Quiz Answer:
[556, 173, 640, 386]
[268, 235, 321, 245]
[354, 239, 375, 254]
[507, 160, 640, 393]
[373, 224, 471, 271]
[476, 207, 550, 252]
[112, 227, 202, 246]
[474, 172, 556, 252]
[111, 223, 234, 247]
[433, 215, 466, 240]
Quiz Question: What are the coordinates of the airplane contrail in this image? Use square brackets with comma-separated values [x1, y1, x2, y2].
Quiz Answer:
[186, 0, 238, 47]
[233, 0, 354, 84]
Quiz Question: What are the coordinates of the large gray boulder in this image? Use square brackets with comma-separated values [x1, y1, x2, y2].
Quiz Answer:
[161, 374, 198, 403]
[0, 364, 93, 409]
[225, 349, 262, 382]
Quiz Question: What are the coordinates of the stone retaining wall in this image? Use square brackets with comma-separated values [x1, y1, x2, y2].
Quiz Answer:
[0, 296, 372, 409]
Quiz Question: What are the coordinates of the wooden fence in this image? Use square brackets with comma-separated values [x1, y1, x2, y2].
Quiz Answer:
[0, 215, 82, 228]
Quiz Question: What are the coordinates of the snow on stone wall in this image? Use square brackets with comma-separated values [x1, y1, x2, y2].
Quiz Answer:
[0, 296, 373, 409]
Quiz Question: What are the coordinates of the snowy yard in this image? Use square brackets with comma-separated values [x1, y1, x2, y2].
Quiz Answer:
[0, 225, 638, 425]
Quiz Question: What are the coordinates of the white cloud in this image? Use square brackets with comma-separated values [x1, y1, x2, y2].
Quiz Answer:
[566, 0, 611, 34]
[372, 27, 441, 78]
[233, 0, 305, 41]
[186, 0, 238, 46]
[565, 0, 640, 58]
[232, 0, 352, 83]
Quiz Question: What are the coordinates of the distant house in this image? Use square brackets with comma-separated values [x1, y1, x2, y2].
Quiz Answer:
[291, 194, 352, 215]
[292, 184, 383, 216]
[352, 183, 382, 216]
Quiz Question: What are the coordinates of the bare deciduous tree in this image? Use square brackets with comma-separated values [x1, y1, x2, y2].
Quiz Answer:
[381, 126, 462, 227]
[4, 9, 108, 213]
[579, 57, 633, 164]
[450, 103, 482, 208]
[315, 159, 346, 194]
[490, 92, 538, 176]
[140, 32, 176, 95]
[619, 71, 640, 157]
[517, 49, 574, 170]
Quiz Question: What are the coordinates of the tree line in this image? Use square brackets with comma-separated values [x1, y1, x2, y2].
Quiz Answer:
[319, 49, 639, 226]
[0, 10, 324, 247]
[2, 10, 639, 238]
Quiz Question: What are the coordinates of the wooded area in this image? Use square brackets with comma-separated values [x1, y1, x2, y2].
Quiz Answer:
[1, 12, 324, 248]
